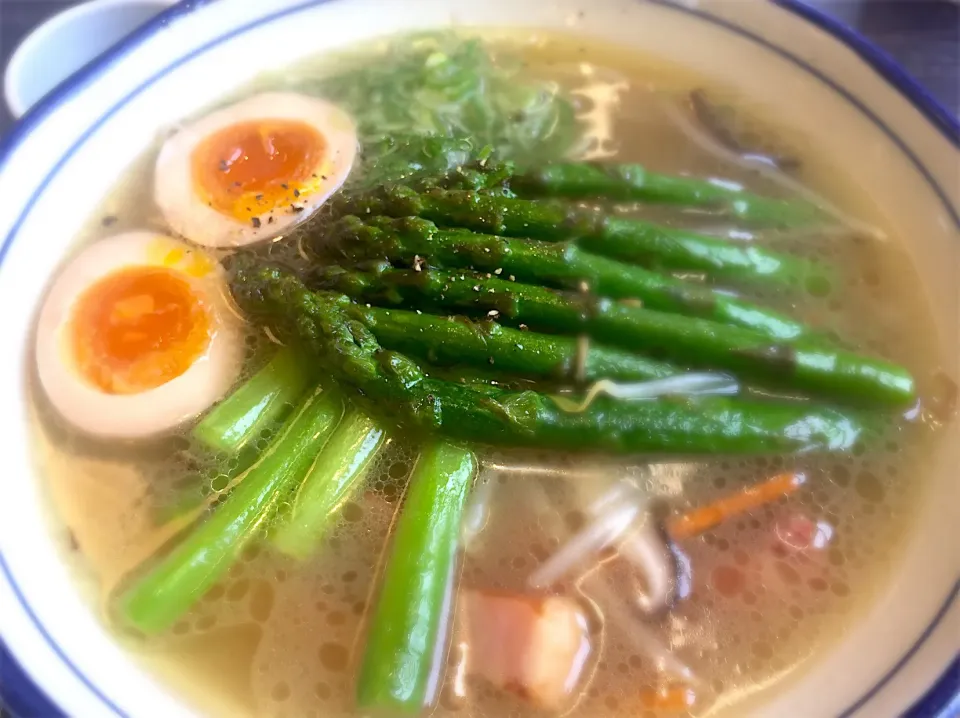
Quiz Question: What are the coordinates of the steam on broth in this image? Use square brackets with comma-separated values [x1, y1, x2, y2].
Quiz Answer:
[29, 31, 953, 718]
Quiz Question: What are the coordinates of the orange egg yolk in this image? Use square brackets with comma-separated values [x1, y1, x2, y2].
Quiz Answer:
[191, 119, 326, 221]
[70, 267, 211, 395]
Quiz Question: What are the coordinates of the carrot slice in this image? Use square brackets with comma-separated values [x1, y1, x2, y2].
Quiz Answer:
[640, 684, 696, 710]
[667, 472, 804, 540]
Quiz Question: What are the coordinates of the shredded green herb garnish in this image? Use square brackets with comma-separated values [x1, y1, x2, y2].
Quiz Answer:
[314, 34, 581, 167]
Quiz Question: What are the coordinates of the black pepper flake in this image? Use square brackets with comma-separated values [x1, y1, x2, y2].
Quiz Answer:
[219, 159, 229, 171]
[268, 216, 275, 224]
[281, 183, 289, 189]
[290, 205, 304, 213]
[255, 194, 264, 201]
[233, 181, 242, 187]
[100, 215, 117, 227]
[321, 175, 328, 180]
[293, 188, 300, 198]
[251, 217, 262, 228]
[67, 530, 79, 552]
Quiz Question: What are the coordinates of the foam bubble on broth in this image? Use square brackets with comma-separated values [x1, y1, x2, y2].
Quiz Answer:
[26, 30, 951, 718]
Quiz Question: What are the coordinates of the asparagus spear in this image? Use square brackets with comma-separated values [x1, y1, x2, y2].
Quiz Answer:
[330, 215, 810, 340]
[315, 265, 915, 408]
[192, 348, 312, 454]
[118, 388, 343, 634]
[424, 364, 541, 392]
[337, 186, 826, 287]
[231, 262, 866, 452]
[352, 300, 677, 382]
[271, 408, 387, 559]
[511, 163, 821, 226]
[357, 441, 476, 713]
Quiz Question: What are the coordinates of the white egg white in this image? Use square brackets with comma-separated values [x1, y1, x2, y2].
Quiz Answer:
[35, 231, 242, 439]
[154, 92, 357, 248]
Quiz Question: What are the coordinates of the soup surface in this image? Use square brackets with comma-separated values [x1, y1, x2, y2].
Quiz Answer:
[29, 31, 953, 718]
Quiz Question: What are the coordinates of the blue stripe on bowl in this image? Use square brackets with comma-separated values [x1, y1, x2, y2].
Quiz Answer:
[0, 553, 123, 717]
[0, 0, 218, 174]
[904, 657, 960, 718]
[0, 639, 64, 718]
[645, 0, 960, 227]
[0, 0, 956, 716]
[772, 0, 959, 149]
[835, 581, 959, 718]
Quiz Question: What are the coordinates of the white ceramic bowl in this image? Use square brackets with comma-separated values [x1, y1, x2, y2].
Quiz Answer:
[3, 0, 175, 118]
[0, 1, 957, 716]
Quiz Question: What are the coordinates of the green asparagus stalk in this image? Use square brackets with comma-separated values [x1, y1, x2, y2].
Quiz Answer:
[271, 408, 387, 559]
[357, 441, 476, 713]
[330, 215, 810, 340]
[424, 364, 541, 392]
[337, 186, 827, 286]
[231, 262, 866, 452]
[315, 265, 915, 408]
[510, 163, 821, 226]
[192, 348, 312, 454]
[118, 388, 343, 634]
[351, 300, 677, 382]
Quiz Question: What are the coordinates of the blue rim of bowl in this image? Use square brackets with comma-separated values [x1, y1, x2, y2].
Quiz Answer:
[771, 0, 959, 149]
[0, 0, 957, 716]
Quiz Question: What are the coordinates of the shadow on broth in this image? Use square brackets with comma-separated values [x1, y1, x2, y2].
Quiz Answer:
[28, 30, 954, 718]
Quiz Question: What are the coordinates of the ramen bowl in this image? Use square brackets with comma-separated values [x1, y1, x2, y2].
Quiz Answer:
[0, 1, 956, 716]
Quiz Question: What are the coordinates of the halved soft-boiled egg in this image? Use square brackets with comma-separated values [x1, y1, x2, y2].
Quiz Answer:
[154, 92, 357, 248]
[35, 231, 242, 438]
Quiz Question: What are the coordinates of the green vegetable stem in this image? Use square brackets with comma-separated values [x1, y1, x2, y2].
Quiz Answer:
[357, 440, 477, 713]
[271, 408, 387, 559]
[352, 302, 678, 383]
[337, 186, 829, 288]
[316, 265, 915, 408]
[118, 388, 343, 635]
[230, 263, 869, 453]
[511, 162, 821, 226]
[330, 214, 811, 340]
[192, 348, 312, 454]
